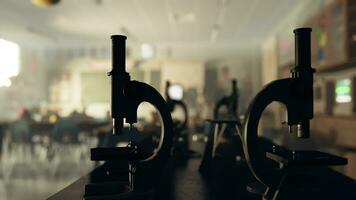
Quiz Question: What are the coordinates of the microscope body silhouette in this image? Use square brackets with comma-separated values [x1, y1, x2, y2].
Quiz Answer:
[213, 79, 239, 120]
[243, 28, 347, 200]
[164, 81, 200, 158]
[85, 35, 174, 199]
[199, 79, 242, 176]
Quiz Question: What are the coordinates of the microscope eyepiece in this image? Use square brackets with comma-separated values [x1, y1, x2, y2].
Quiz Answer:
[166, 81, 171, 87]
[111, 35, 127, 74]
[111, 35, 127, 40]
[293, 27, 312, 33]
[232, 79, 237, 86]
[294, 28, 311, 67]
[110, 35, 130, 136]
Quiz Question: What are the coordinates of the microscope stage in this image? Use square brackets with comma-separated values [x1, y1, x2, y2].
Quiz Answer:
[266, 150, 347, 168]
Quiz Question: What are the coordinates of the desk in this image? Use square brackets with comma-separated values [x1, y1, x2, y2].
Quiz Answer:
[48, 137, 356, 200]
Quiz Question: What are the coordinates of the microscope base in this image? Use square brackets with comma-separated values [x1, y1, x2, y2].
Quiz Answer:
[84, 181, 130, 197]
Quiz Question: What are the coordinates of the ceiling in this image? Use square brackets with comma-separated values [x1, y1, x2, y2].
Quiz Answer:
[0, 0, 313, 59]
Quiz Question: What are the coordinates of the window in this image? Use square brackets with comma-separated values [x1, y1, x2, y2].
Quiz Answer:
[335, 78, 351, 103]
[0, 39, 20, 87]
[168, 84, 183, 101]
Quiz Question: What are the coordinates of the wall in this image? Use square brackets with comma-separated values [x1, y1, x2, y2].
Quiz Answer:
[161, 60, 205, 93]
[48, 57, 206, 119]
[204, 47, 261, 115]
[261, 37, 278, 85]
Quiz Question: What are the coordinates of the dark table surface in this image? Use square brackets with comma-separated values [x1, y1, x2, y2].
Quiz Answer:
[48, 136, 356, 200]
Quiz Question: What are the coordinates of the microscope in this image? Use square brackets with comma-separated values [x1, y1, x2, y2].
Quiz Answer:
[243, 28, 347, 200]
[213, 79, 239, 120]
[199, 79, 242, 176]
[83, 35, 174, 199]
[165, 81, 200, 158]
[165, 81, 188, 135]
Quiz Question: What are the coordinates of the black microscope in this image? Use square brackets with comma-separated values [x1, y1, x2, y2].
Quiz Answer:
[213, 79, 239, 120]
[48, 35, 174, 200]
[165, 81, 200, 158]
[85, 35, 173, 199]
[87, 35, 174, 199]
[199, 79, 242, 176]
[242, 28, 348, 200]
[165, 81, 188, 136]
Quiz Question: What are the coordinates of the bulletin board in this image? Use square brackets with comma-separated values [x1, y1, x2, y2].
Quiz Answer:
[304, 0, 347, 70]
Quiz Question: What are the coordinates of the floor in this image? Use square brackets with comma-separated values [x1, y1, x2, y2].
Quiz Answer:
[0, 138, 97, 200]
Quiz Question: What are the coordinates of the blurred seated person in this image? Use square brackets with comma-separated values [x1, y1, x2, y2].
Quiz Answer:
[69, 109, 93, 122]
[52, 111, 80, 144]
[9, 108, 33, 144]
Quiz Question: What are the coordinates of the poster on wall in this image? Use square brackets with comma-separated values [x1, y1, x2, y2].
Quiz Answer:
[335, 78, 352, 103]
[304, 0, 346, 70]
[277, 31, 294, 67]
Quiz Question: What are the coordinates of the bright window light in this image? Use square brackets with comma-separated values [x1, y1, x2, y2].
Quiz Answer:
[0, 39, 20, 87]
[0, 78, 11, 87]
[335, 79, 352, 103]
[168, 84, 183, 101]
[141, 43, 154, 59]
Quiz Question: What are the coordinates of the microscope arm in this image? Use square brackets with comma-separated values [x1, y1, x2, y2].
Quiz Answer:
[213, 97, 230, 119]
[91, 80, 173, 163]
[125, 80, 174, 162]
[213, 84, 238, 120]
[165, 81, 188, 134]
[243, 78, 294, 187]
